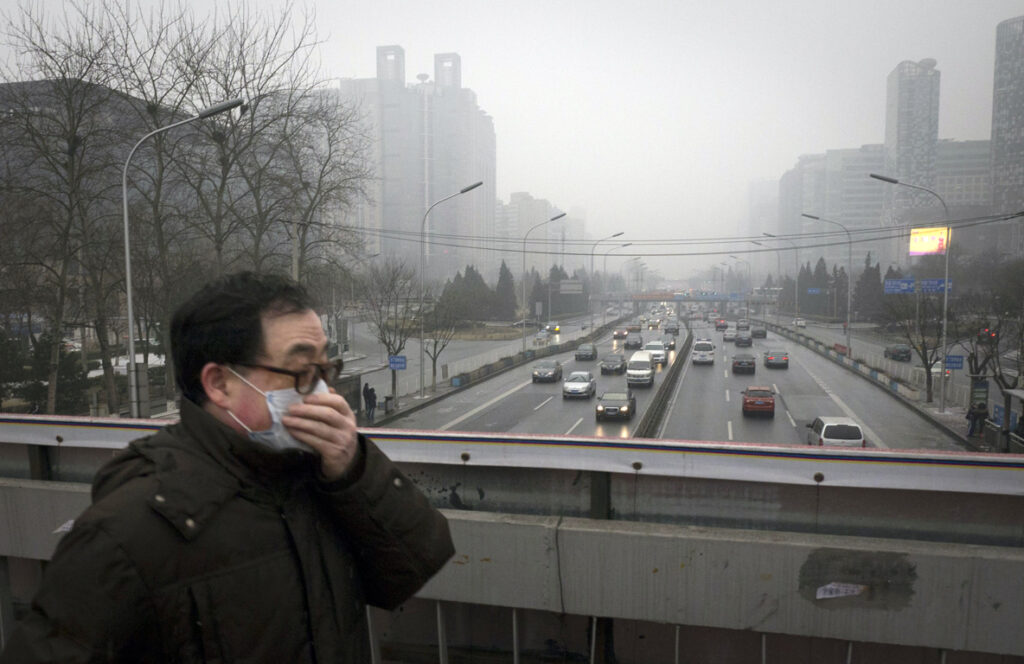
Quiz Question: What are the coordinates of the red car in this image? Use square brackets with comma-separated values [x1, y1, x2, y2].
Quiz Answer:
[741, 386, 775, 417]
[613, 328, 628, 339]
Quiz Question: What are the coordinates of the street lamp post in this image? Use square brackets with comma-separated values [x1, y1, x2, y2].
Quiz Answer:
[729, 255, 751, 319]
[763, 233, 800, 321]
[869, 173, 951, 411]
[589, 232, 624, 330]
[123, 97, 243, 418]
[752, 241, 781, 320]
[602, 243, 632, 325]
[419, 181, 483, 398]
[521, 212, 566, 353]
[802, 213, 854, 356]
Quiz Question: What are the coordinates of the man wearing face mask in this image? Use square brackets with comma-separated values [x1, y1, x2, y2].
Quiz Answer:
[1, 272, 455, 663]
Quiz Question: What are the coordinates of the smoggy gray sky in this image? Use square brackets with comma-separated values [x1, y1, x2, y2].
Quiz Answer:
[312, 0, 1021, 249]
[8, 0, 1022, 277]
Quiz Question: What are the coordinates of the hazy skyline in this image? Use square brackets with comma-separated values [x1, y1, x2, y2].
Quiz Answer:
[307, 0, 1021, 276]
[7, 0, 1022, 278]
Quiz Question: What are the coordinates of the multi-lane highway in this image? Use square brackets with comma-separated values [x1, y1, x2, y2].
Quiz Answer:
[390, 327, 678, 439]
[388, 315, 964, 452]
[661, 320, 962, 451]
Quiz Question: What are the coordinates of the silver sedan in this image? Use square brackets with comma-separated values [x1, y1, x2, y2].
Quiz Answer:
[562, 371, 597, 399]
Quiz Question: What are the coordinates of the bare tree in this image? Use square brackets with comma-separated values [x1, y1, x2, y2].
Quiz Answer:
[881, 291, 947, 403]
[423, 298, 459, 393]
[955, 259, 1024, 443]
[0, 2, 127, 413]
[360, 259, 418, 403]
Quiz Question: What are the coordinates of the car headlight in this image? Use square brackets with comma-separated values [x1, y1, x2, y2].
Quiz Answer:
[620, 406, 629, 413]
[596, 405, 604, 411]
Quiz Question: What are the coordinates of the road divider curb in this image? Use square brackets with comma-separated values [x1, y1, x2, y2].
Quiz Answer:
[633, 325, 693, 439]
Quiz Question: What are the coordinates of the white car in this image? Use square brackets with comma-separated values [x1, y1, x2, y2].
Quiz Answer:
[806, 417, 866, 447]
[562, 371, 597, 399]
[723, 328, 737, 342]
[792, 318, 807, 328]
[643, 340, 668, 365]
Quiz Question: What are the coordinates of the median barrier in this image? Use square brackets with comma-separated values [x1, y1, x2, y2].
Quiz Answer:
[632, 326, 693, 439]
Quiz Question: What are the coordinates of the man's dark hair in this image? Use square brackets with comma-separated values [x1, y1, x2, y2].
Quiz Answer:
[170, 272, 316, 405]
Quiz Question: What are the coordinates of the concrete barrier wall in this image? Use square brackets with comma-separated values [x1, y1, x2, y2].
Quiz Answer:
[420, 512, 1024, 656]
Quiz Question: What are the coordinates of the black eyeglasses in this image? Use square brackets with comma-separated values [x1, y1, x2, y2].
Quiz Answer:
[234, 359, 344, 394]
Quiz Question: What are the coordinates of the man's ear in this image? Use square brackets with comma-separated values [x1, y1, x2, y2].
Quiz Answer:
[200, 363, 233, 408]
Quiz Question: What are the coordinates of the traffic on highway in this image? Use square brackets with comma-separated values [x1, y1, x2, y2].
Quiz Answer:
[390, 303, 964, 452]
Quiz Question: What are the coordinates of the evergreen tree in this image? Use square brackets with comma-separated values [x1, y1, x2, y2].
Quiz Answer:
[495, 261, 517, 320]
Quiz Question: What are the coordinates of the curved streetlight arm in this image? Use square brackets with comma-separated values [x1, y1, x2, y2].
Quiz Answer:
[869, 173, 949, 218]
[420, 181, 484, 397]
[803, 213, 854, 353]
[520, 212, 566, 352]
[588, 232, 623, 329]
[123, 98, 242, 418]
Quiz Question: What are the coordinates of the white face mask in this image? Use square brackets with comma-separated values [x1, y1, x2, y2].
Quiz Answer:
[226, 367, 328, 453]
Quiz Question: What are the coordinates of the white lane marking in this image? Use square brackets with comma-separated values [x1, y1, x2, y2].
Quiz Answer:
[440, 379, 532, 431]
[534, 396, 553, 411]
[727, 420, 733, 441]
[723, 369, 729, 378]
[773, 383, 779, 393]
[565, 417, 584, 436]
[787, 410, 797, 428]
[796, 358, 889, 449]
[725, 389, 730, 402]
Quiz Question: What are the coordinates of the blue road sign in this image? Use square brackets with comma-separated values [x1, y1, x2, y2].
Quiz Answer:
[388, 355, 407, 370]
[806, 288, 821, 295]
[919, 278, 952, 294]
[884, 278, 916, 294]
[944, 355, 964, 370]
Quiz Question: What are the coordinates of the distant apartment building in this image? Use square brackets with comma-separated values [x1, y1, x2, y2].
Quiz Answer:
[777, 153, 825, 272]
[778, 146, 888, 273]
[337, 46, 497, 281]
[936, 140, 991, 208]
[745, 179, 779, 283]
[495, 192, 563, 278]
[991, 15, 1024, 256]
[883, 59, 941, 224]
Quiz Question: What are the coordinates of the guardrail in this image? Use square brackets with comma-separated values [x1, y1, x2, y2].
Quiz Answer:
[764, 321, 972, 409]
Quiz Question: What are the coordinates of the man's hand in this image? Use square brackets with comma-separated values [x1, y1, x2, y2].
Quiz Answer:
[280, 391, 359, 480]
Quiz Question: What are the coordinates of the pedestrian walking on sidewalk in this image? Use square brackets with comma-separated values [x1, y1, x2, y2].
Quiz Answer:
[966, 403, 978, 436]
[367, 386, 377, 424]
[972, 402, 989, 437]
[363, 381, 371, 417]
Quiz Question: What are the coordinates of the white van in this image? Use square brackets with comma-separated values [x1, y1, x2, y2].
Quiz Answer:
[626, 351, 655, 387]
[692, 339, 715, 365]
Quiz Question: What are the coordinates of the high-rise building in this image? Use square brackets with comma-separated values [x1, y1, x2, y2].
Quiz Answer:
[498, 192, 562, 277]
[883, 59, 941, 222]
[337, 46, 497, 281]
[746, 179, 779, 283]
[991, 15, 1024, 256]
[822, 144, 886, 270]
[936, 140, 991, 208]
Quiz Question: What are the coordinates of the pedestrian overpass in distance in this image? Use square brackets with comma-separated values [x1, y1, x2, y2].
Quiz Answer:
[1, 415, 1022, 662]
[594, 289, 777, 305]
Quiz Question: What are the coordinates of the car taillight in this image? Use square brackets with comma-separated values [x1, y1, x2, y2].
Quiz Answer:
[767, 356, 774, 360]
[818, 437, 823, 446]
[783, 356, 789, 361]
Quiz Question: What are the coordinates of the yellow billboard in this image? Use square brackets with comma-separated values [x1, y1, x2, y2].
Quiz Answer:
[909, 226, 950, 256]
